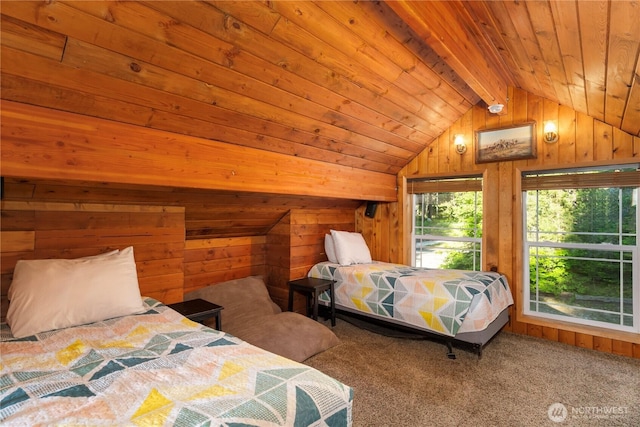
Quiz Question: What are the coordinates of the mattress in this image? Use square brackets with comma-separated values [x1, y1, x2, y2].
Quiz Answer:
[309, 261, 513, 337]
[0, 298, 353, 426]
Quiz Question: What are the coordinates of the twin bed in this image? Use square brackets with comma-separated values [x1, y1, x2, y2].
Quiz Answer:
[311, 231, 514, 358]
[0, 248, 353, 426]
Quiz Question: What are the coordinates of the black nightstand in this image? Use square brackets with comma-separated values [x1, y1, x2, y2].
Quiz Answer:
[288, 277, 336, 326]
[168, 298, 223, 330]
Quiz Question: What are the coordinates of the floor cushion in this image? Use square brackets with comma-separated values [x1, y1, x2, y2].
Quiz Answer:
[184, 276, 339, 362]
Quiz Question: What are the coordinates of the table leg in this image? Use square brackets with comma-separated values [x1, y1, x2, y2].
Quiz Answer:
[312, 290, 319, 321]
[215, 312, 222, 331]
[288, 288, 294, 312]
[330, 283, 336, 327]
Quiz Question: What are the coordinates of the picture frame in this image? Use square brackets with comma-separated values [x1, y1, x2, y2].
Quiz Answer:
[475, 122, 537, 163]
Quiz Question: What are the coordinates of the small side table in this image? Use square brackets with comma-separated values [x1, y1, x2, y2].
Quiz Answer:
[168, 298, 223, 330]
[288, 277, 336, 327]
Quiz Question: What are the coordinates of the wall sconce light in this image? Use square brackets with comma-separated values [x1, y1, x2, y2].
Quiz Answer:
[543, 121, 559, 144]
[453, 134, 466, 154]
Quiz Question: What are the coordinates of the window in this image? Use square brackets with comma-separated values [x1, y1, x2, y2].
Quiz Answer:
[410, 176, 482, 270]
[523, 165, 639, 333]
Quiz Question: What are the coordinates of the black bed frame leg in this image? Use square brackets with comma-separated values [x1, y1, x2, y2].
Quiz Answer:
[446, 341, 456, 359]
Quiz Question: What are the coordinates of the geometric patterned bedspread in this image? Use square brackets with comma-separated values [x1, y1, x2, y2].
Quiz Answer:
[309, 262, 513, 337]
[0, 298, 353, 426]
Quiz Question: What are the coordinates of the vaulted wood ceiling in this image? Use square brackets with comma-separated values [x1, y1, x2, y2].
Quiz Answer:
[3, 0, 638, 181]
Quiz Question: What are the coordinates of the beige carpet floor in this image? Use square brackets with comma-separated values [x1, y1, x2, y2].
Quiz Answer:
[305, 317, 640, 426]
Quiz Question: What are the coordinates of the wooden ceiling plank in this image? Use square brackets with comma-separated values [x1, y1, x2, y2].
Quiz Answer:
[4, 0, 431, 160]
[480, 0, 541, 97]
[460, 1, 524, 93]
[577, 0, 609, 122]
[290, 1, 470, 119]
[1, 73, 155, 128]
[393, 72, 469, 121]
[0, 46, 406, 172]
[605, 0, 640, 129]
[60, 36, 421, 158]
[315, 0, 417, 71]
[320, 0, 474, 113]
[147, 111, 404, 173]
[621, 60, 640, 136]
[140, 0, 444, 140]
[387, 0, 510, 108]
[360, 0, 480, 106]
[525, 0, 573, 108]
[501, 0, 557, 103]
[2, 0, 637, 175]
[549, 0, 588, 114]
[54, 2, 422, 156]
[269, 1, 404, 83]
[0, 14, 66, 61]
[67, 0, 435, 148]
[0, 82, 400, 181]
[204, 0, 281, 35]
[268, 15, 428, 122]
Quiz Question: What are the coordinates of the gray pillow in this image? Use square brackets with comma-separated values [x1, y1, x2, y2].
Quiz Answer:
[184, 276, 340, 362]
[226, 312, 340, 362]
[184, 276, 280, 332]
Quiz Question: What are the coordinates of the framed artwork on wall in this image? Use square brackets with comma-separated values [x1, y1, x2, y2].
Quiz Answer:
[475, 122, 537, 163]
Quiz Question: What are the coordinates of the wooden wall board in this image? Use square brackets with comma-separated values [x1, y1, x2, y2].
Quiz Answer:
[0, 201, 186, 321]
[183, 236, 267, 295]
[267, 208, 355, 312]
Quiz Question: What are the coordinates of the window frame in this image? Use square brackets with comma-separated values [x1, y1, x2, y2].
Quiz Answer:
[409, 175, 483, 270]
[521, 164, 640, 333]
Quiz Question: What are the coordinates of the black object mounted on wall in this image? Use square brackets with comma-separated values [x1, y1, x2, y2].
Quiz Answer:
[364, 201, 378, 218]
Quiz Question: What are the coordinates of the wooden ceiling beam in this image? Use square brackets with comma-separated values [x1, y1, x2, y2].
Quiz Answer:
[387, 0, 514, 111]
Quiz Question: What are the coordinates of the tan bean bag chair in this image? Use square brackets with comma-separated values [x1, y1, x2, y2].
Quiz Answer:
[184, 276, 339, 362]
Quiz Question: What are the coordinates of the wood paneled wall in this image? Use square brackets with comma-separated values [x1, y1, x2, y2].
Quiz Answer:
[0, 200, 354, 322]
[183, 237, 268, 295]
[268, 208, 355, 311]
[0, 201, 186, 320]
[361, 87, 639, 358]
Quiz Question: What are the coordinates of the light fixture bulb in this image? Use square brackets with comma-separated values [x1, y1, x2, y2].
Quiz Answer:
[543, 121, 559, 143]
[488, 104, 504, 114]
[453, 134, 466, 154]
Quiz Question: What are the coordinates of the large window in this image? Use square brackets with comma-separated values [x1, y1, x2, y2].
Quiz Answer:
[523, 165, 639, 333]
[410, 176, 482, 270]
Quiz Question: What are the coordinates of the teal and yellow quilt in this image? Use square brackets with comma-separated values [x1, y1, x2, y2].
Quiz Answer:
[309, 262, 513, 337]
[0, 298, 353, 426]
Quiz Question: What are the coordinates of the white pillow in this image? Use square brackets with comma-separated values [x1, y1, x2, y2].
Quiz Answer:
[330, 230, 372, 265]
[324, 234, 338, 263]
[6, 247, 145, 338]
[6, 249, 120, 301]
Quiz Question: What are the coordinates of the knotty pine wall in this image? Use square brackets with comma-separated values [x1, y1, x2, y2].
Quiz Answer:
[268, 208, 355, 311]
[0, 199, 354, 320]
[0, 201, 186, 320]
[360, 87, 640, 358]
[184, 237, 268, 295]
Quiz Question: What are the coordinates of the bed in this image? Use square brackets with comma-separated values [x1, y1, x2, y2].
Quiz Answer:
[309, 261, 513, 358]
[311, 231, 514, 358]
[1, 248, 353, 426]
